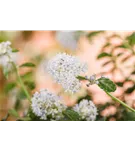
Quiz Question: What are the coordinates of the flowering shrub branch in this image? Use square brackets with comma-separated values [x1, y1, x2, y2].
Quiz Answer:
[77, 76, 135, 113]
[1, 40, 135, 121]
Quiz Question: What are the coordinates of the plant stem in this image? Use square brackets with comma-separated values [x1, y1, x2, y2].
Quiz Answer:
[7, 53, 31, 102]
[11, 59, 31, 103]
[105, 91, 135, 113]
[77, 75, 135, 113]
[11, 61, 31, 103]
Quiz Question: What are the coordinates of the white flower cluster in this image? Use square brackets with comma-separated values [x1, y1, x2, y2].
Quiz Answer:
[0, 41, 16, 70]
[73, 99, 98, 121]
[31, 89, 67, 120]
[47, 53, 87, 93]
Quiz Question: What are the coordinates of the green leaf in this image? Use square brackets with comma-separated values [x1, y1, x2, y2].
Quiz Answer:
[123, 111, 135, 121]
[24, 81, 35, 90]
[20, 62, 36, 68]
[21, 71, 33, 80]
[8, 109, 19, 118]
[4, 82, 16, 93]
[97, 52, 112, 59]
[115, 43, 130, 49]
[115, 82, 124, 87]
[87, 31, 104, 40]
[3, 67, 9, 79]
[63, 109, 80, 121]
[127, 32, 135, 46]
[76, 76, 86, 80]
[125, 85, 135, 94]
[97, 77, 116, 92]
[12, 49, 19, 53]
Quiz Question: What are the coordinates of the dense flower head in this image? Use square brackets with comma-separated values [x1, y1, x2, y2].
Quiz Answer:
[47, 53, 88, 93]
[31, 89, 67, 120]
[0, 41, 17, 70]
[73, 99, 98, 121]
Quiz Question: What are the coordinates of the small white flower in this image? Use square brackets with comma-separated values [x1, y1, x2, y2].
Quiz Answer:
[0, 41, 11, 55]
[47, 53, 87, 93]
[73, 99, 98, 121]
[0, 41, 17, 70]
[31, 89, 67, 120]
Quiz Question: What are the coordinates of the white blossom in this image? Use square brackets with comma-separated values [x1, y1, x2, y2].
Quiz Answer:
[0, 41, 11, 54]
[73, 99, 98, 121]
[0, 41, 17, 70]
[47, 53, 87, 93]
[31, 89, 67, 120]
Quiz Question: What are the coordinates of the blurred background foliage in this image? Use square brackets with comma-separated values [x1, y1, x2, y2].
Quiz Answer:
[0, 30, 135, 121]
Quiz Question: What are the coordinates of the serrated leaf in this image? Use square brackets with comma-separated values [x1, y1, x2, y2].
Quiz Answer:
[8, 109, 19, 118]
[97, 77, 116, 92]
[12, 49, 19, 53]
[125, 85, 135, 94]
[20, 62, 36, 68]
[63, 109, 80, 121]
[115, 82, 124, 87]
[97, 52, 112, 59]
[4, 82, 16, 93]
